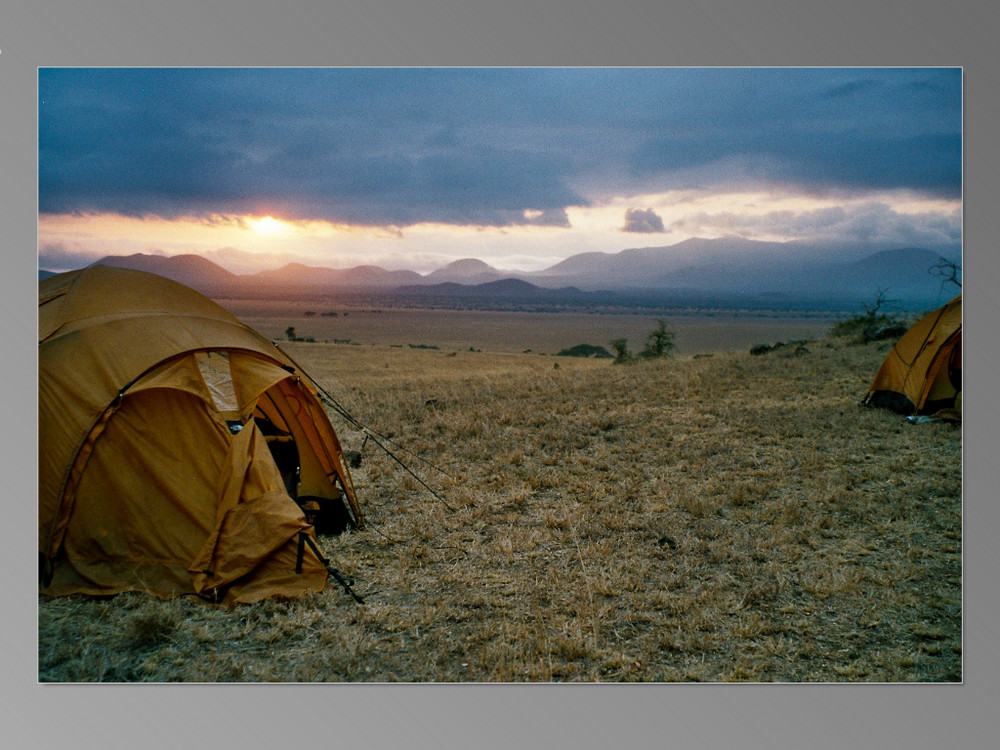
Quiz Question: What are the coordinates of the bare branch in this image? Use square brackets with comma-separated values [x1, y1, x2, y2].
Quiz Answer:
[930, 259, 962, 290]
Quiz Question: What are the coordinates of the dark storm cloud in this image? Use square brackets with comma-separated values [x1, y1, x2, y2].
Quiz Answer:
[39, 68, 586, 227]
[622, 208, 665, 233]
[625, 68, 961, 198]
[38, 67, 961, 227]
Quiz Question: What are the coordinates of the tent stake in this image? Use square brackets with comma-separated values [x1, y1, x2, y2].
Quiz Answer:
[299, 532, 365, 604]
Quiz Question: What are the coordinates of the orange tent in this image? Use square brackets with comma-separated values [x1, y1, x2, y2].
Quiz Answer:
[865, 294, 962, 416]
[39, 266, 363, 605]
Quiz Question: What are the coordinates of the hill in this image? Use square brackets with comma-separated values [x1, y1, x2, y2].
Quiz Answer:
[839, 248, 958, 298]
[531, 238, 803, 287]
[526, 239, 959, 308]
[87, 254, 423, 297]
[68, 237, 961, 311]
[91, 253, 238, 293]
[248, 262, 422, 288]
[394, 277, 599, 309]
[422, 258, 505, 284]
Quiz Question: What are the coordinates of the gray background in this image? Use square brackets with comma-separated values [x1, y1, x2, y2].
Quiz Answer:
[5, 1, 996, 747]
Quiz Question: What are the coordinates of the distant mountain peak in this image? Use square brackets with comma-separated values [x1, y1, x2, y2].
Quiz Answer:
[396, 276, 587, 300]
[275, 262, 315, 271]
[478, 277, 539, 293]
[58, 237, 958, 310]
[91, 252, 237, 284]
[423, 257, 504, 284]
[443, 258, 495, 271]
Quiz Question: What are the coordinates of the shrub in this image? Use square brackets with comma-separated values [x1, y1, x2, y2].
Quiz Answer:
[609, 338, 632, 364]
[638, 319, 676, 360]
[556, 343, 614, 359]
[611, 320, 676, 364]
[830, 290, 909, 344]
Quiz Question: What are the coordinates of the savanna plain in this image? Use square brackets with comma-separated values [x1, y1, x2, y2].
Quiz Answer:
[38, 305, 962, 682]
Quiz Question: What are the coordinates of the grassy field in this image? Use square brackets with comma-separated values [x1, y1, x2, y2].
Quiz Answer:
[218, 299, 842, 355]
[38, 316, 962, 682]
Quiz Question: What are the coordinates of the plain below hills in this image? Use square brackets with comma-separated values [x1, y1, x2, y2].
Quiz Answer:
[43, 237, 961, 313]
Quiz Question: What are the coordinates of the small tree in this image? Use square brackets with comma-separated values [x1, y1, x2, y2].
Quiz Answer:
[861, 287, 890, 320]
[609, 338, 632, 364]
[639, 319, 676, 359]
[829, 288, 908, 343]
[285, 326, 298, 342]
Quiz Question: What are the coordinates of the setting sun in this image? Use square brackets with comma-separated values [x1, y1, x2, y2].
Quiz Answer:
[251, 215, 286, 236]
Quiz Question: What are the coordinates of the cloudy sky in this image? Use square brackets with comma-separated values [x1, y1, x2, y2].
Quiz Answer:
[38, 67, 962, 274]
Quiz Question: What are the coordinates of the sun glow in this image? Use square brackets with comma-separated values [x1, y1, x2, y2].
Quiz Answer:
[249, 215, 287, 236]
[38, 182, 962, 278]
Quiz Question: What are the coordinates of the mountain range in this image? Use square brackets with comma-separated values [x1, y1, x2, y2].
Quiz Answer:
[40, 237, 961, 311]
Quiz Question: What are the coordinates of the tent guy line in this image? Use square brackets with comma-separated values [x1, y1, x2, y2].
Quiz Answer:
[274, 342, 461, 510]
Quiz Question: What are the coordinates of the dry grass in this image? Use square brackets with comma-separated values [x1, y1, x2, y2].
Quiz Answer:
[38, 330, 961, 683]
[219, 300, 839, 355]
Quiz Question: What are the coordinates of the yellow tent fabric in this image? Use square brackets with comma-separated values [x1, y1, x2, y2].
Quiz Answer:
[865, 294, 962, 416]
[39, 266, 362, 605]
